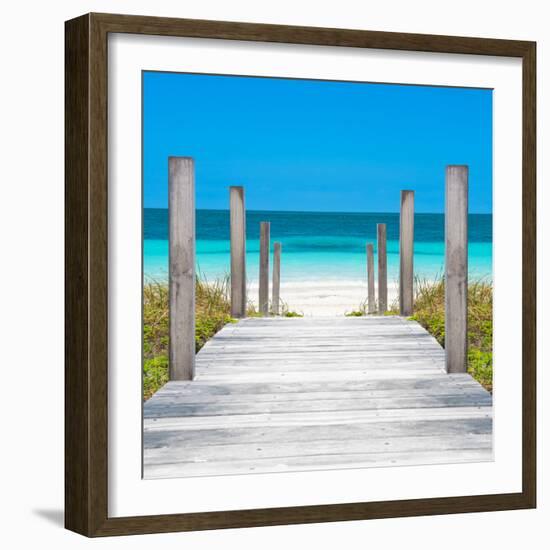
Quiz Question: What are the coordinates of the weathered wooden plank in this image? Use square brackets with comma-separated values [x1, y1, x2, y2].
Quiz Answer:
[149, 387, 490, 406]
[144, 448, 492, 479]
[203, 332, 439, 343]
[199, 364, 445, 373]
[445, 165, 469, 373]
[195, 375, 447, 386]
[259, 221, 270, 315]
[143, 417, 492, 448]
[197, 363, 445, 375]
[202, 341, 441, 350]
[197, 364, 445, 375]
[202, 343, 440, 352]
[201, 333, 442, 345]
[199, 351, 445, 362]
[200, 344, 445, 353]
[208, 332, 427, 340]
[144, 394, 492, 419]
[154, 375, 485, 396]
[199, 347, 445, 357]
[399, 190, 415, 316]
[199, 364, 444, 377]
[238, 316, 406, 324]
[199, 347, 444, 356]
[203, 332, 442, 346]
[144, 406, 492, 431]
[229, 186, 246, 317]
[145, 433, 492, 465]
[197, 350, 445, 362]
[151, 385, 483, 400]
[168, 157, 195, 381]
[224, 331, 428, 337]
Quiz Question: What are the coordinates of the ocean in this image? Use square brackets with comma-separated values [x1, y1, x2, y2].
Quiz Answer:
[144, 209, 492, 284]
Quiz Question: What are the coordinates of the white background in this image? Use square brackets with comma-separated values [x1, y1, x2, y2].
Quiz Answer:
[0, 0, 547, 548]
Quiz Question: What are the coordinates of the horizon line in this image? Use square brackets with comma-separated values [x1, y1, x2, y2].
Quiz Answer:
[143, 207, 493, 216]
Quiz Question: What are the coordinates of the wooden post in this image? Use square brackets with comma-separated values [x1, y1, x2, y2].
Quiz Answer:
[399, 190, 415, 316]
[230, 186, 246, 317]
[445, 165, 468, 373]
[169, 157, 195, 381]
[259, 222, 270, 315]
[377, 223, 387, 314]
[272, 242, 281, 315]
[366, 243, 375, 314]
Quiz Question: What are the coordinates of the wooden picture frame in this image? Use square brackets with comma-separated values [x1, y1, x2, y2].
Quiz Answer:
[65, 12, 536, 537]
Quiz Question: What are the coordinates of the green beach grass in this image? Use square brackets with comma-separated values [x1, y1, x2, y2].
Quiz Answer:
[143, 277, 234, 400]
[407, 278, 493, 392]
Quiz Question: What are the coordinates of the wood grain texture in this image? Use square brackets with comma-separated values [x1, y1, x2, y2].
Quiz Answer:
[65, 12, 536, 537]
[399, 190, 414, 316]
[144, 316, 492, 479]
[66, 13, 111, 537]
[522, 40, 537, 509]
[90, 12, 534, 57]
[259, 222, 270, 315]
[169, 158, 196, 380]
[65, 13, 91, 536]
[230, 186, 246, 317]
[445, 166, 468, 373]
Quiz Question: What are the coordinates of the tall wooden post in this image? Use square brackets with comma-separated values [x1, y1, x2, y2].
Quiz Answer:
[377, 223, 387, 314]
[272, 242, 281, 315]
[399, 190, 415, 316]
[259, 222, 270, 315]
[445, 165, 468, 373]
[169, 157, 195, 381]
[366, 243, 375, 314]
[230, 186, 246, 317]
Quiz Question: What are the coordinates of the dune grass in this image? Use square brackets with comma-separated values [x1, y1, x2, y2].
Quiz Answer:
[246, 298, 304, 318]
[143, 277, 234, 400]
[407, 277, 493, 392]
[345, 297, 370, 317]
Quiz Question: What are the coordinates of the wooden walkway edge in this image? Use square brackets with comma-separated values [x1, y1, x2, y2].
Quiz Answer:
[143, 316, 492, 479]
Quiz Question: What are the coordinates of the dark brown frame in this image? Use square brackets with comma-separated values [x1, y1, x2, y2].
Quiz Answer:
[65, 12, 537, 537]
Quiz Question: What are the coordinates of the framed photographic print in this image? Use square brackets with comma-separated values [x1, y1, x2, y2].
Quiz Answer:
[65, 13, 536, 537]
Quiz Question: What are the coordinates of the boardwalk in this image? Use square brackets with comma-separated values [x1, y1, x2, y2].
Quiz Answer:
[143, 316, 493, 479]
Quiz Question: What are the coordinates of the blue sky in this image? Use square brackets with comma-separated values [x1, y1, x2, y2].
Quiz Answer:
[143, 72, 492, 213]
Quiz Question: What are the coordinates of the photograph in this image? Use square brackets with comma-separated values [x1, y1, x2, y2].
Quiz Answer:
[61, 9, 537, 537]
[141, 71, 494, 479]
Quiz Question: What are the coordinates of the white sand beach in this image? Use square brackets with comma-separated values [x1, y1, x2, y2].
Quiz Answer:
[247, 279, 401, 316]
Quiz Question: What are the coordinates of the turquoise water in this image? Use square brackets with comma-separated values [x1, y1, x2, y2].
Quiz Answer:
[144, 209, 492, 283]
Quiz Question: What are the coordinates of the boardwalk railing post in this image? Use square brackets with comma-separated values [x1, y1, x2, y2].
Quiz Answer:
[399, 190, 415, 316]
[230, 186, 246, 317]
[169, 157, 195, 381]
[272, 242, 281, 315]
[259, 222, 270, 315]
[377, 223, 387, 314]
[366, 243, 375, 314]
[445, 165, 468, 373]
